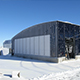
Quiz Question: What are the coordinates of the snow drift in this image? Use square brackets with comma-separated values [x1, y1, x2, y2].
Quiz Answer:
[0, 47, 9, 56]
[31, 68, 80, 80]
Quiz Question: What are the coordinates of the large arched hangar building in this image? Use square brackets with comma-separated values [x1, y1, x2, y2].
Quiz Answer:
[12, 21, 80, 62]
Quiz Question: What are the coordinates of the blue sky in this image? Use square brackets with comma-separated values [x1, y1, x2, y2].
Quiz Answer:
[0, 0, 80, 46]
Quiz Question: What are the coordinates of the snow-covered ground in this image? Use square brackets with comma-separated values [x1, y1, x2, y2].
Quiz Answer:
[0, 47, 9, 56]
[0, 47, 80, 80]
[31, 67, 80, 80]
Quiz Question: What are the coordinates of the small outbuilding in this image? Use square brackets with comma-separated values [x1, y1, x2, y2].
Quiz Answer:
[3, 40, 12, 49]
[12, 21, 80, 62]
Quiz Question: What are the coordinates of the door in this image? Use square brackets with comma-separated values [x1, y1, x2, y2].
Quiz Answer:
[65, 38, 75, 59]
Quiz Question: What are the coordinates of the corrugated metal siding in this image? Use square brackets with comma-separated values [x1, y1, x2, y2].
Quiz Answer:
[27, 38, 30, 54]
[31, 37, 34, 55]
[25, 38, 27, 54]
[14, 39, 16, 54]
[35, 36, 39, 55]
[45, 35, 50, 56]
[14, 35, 50, 57]
[16, 39, 18, 54]
[12, 21, 57, 57]
[40, 36, 45, 56]
[23, 38, 25, 54]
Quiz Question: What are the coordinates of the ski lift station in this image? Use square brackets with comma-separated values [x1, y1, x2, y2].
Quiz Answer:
[12, 21, 80, 62]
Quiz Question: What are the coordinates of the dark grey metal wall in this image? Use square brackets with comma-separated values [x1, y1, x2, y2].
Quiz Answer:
[57, 21, 80, 57]
[12, 20, 80, 58]
[12, 21, 57, 57]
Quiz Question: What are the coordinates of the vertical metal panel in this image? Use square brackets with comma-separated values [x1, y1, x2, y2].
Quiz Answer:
[14, 39, 16, 54]
[35, 36, 39, 55]
[33, 37, 35, 55]
[21, 39, 23, 54]
[15, 39, 17, 53]
[24, 38, 26, 54]
[29, 38, 31, 54]
[45, 35, 50, 56]
[31, 37, 33, 54]
[27, 38, 30, 54]
[16, 39, 18, 54]
[19, 39, 21, 54]
[17, 39, 19, 54]
[16, 39, 17, 54]
[15, 39, 17, 54]
[21, 38, 23, 54]
[22, 38, 23, 54]
[23, 38, 25, 54]
[39, 35, 45, 56]
[14, 40, 15, 54]
[20, 39, 22, 54]
[18, 39, 19, 54]
[25, 38, 27, 54]
[30, 37, 34, 55]
[22, 38, 24, 54]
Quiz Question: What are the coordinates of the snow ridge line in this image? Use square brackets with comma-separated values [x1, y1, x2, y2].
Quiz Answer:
[30, 68, 80, 80]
